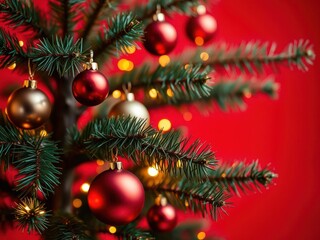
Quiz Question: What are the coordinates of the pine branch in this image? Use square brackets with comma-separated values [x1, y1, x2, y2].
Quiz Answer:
[93, 12, 144, 62]
[80, 0, 118, 41]
[42, 213, 94, 240]
[50, 0, 85, 37]
[144, 176, 230, 220]
[0, 114, 61, 198]
[109, 63, 212, 102]
[31, 36, 88, 76]
[132, 0, 201, 22]
[0, 28, 28, 68]
[208, 161, 278, 196]
[117, 222, 154, 240]
[67, 116, 217, 179]
[143, 77, 279, 110]
[189, 40, 315, 73]
[0, 0, 45, 36]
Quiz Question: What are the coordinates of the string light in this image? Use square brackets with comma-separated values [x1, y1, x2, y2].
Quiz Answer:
[149, 88, 158, 98]
[7, 62, 16, 70]
[197, 231, 206, 240]
[147, 166, 159, 177]
[72, 198, 82, 208]
[112, 90, 122, 99]
[221, 173, 227, 178]
[40, 129, 47, 137]
[19, 40, 24, 47]
[183, 111, 192, 121]
[166, 88, 174, 97]
[109, 226, 117, 234]
[159, 55, 170, 67]
[176, 159, 183, 168]
[80, 183, 90, 193]
[200, 52, 209, 61]
[158, 118, 172, 131]
[117, 59, 134, 71]
[96, 159, 105, 166]
[122, 45, 136, 54]
[195, 37, 204, 46]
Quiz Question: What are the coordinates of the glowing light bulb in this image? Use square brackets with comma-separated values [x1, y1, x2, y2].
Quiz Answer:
[19, 40, 24, 47]
[149, 88, 158, 98]
[80, 183, 90, 193]
[112, 90, 122, 99]
[73, 198, 82, 208]
[197, 231, 206, 240]
[166, 88, 174, 97]
[40, 130, 47, 137]
[148, 166, 159, 177]
[158, 119, 172, 131]
[159, 55, 170, 67]
[96, 159, 105, 166]
[123, 45, 136, 54]
[195, 37, 204, 46]
[118, 59, 134, 71]
[7, 62, 16, 70]
[183, 111, 192, 121]
[200, 52, 209, 61]
[109, 226, 117, 234]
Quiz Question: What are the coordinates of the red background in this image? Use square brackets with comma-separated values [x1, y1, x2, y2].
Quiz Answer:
[1, 0, 320, 239]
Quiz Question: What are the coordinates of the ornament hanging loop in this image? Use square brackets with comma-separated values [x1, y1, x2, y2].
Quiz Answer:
[110, 148, 122, 170]
[122, 82, 132, 94]
[28, 59, 35, 80]
[153, 4, 165, 21]
[89, 50, 94, 64]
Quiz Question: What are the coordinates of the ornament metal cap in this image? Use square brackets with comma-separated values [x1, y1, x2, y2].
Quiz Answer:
[23, 80, 37, 89]
[155, 195, 168, 206]
[126, 92, 135, 101]
[110, 161, 123, 170]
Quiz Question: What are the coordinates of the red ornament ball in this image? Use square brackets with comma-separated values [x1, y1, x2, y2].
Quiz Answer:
[186, 13, 217, 44]
[72, 69, 109, 106]
[87, 167, 145, 226]
[147, 203, 178, 232]
[143, 20, 178, 56]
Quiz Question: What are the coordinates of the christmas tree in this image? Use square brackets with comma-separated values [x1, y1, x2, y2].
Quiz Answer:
[0, 0, 315, 239]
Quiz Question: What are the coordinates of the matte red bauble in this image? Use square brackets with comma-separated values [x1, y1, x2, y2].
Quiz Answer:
[72, 68, 109, 106]
[186, 13, 217, 44]
[87, 163, 145, 225]
[6, 80, 51, 129]
[147, 200, 178, 232]
[143, 20, 178, 56]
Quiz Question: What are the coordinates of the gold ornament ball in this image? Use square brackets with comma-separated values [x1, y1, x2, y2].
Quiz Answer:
[6, 80, 51, 129]
[108, 93, 150, 126]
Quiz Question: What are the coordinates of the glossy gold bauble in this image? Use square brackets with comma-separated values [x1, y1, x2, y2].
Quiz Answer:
[6, 80, 51, 129]
[108, 93, 150, 126]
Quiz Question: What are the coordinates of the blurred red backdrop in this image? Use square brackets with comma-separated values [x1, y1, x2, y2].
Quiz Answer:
[1, 0, 320, 239]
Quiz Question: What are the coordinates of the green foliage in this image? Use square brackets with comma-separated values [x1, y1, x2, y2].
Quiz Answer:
[0, 0, 44, 35]
[67, 116, 216, 179]
[144, 76, 278, 110]
[110, 63, 212, 103]
[189, 40, 315, 73]
[0, 113, 61, 198]
[42, 213, 94, 240]
[0, 28, 28, 69]
[132, 0, 202, 22]
[144, 176, 229, 220]
[209, 161, 278, 196]
[80, 0, 119, 41]
[15, 197, 50, 233]
[31, 36, 88, 76]
[50, 0, 85, 37]
[93, 12, 144, 62]
[117, 222, 154, 240]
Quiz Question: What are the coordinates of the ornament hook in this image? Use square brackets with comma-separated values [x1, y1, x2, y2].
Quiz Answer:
[122, 82, 132, 94]
[28, 59, 35, 80]
[89, 50, 94, 64]
[153, 4, 165, 21]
